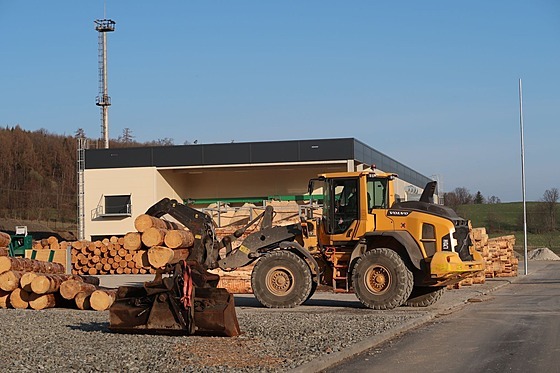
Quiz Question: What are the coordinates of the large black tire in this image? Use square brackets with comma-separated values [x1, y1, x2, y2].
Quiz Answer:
[352, 248, 413, 310]
[404, 286, 445, 307]
[251, 251, 312, 308]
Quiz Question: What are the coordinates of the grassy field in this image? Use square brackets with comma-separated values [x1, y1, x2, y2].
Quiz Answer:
[456, 202, 560, 253]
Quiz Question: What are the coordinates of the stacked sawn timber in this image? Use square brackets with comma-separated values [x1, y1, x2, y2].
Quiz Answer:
[451, 228, 518, 289]
[0, 256, 116, 311]
[470, 228, 518, 278]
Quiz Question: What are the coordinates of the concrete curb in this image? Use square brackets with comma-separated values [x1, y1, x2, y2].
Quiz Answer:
[291, 279, 514, 373]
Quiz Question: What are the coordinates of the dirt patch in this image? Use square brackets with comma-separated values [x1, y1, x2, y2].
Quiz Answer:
[527, 248, 560, 261]
[174, 336, 285, 369]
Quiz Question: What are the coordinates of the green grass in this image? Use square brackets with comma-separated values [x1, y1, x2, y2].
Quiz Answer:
[456, 202, 560, 253]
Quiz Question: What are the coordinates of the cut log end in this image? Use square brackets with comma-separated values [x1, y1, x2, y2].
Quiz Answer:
[90, 290, 117, 311]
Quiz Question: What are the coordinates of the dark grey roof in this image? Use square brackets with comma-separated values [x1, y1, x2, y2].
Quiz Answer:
[85, 138, 432, 187]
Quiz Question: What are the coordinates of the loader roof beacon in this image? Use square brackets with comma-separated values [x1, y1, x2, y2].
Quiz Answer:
[109, 170, 484, 336]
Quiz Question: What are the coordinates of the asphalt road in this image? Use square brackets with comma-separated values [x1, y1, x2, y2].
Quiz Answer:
[327, 261, 560, 373]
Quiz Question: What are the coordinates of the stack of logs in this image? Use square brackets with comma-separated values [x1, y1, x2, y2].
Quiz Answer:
[70, 237, 155, 276]
[70, 215, 194, 275]
[0, 232, 11, 256]
[122, 214, 194, 272]
[0, 256, 116, 311]
[450, 228, 518, 289]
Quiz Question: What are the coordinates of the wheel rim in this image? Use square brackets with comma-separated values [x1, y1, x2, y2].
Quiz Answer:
[364, 264, 391, 295]
[266, 266, 294, 296]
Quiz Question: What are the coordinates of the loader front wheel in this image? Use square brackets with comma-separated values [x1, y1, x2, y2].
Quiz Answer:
[352, 248, 413, 310]
[251, 251, 312, 308]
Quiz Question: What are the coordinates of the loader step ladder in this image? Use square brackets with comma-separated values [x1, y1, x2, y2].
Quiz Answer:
[324, 247, 353, 293]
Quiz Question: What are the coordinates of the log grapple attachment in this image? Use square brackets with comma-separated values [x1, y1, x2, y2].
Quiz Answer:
[109, 261, 240, 337]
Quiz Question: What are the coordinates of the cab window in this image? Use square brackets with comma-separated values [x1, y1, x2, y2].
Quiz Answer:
[367, 177, 388, 210]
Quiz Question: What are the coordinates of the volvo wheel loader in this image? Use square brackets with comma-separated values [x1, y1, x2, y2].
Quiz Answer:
[217, 169, 483, 310]
[109, 169, 484, 336]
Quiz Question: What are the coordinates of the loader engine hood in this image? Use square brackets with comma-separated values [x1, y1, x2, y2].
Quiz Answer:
[391, 200, 464, 222]
[391, 200, 473, 261]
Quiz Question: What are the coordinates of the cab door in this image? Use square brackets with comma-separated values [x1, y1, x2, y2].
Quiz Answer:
[323, 178, 360, 237]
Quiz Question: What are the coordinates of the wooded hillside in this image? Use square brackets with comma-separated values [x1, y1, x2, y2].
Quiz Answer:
[0, 126, 172, 225]
[0, 126, 77, 222]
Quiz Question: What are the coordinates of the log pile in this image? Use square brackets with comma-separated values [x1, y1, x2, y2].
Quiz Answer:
[0, 232, 11, 256]
[0, 256, 116, 311]
[12, 215, 196, 276]
[70, 238, 155, 276]
[129, 214, 195, 271]
[69, 214, 196, 276]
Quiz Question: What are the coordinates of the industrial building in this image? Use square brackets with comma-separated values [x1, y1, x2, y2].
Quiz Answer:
[81, 138, 433, 240]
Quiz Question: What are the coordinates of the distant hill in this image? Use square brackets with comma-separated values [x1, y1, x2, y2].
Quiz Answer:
[0, 126, 77, 223]
[457, 202, 560, 252]
[0, 125, 171, 224]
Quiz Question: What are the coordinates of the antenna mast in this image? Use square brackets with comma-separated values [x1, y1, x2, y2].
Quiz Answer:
[94, 17, 115, 149]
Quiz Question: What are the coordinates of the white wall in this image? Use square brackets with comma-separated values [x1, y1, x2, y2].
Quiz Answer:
[84, 167, 179, 240]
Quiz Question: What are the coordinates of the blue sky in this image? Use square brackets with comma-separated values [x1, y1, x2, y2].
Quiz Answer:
[1, 1, 559, 202]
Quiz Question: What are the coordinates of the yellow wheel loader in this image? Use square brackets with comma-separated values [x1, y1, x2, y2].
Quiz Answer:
[109, 169, 484, 336]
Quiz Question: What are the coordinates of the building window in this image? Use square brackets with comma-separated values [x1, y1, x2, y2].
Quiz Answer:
[104, 195, 132, 216]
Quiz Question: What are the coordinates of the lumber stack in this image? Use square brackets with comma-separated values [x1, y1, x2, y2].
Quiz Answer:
[471, 228, 518, 278]
[450, 228, 518, 289]
[210, 265, 254, 294]
[0, 256, 116, 311]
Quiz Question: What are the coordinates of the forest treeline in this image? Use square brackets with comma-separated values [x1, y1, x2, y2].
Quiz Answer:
[0, 126, 167, 223]
[0, 126, 77, 222]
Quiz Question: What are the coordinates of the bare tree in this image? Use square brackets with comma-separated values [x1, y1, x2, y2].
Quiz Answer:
[453, 187, 473, 205]
[542, 188, 559, 231]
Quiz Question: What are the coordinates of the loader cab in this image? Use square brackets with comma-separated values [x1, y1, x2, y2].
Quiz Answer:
[309, 171, 393, 239]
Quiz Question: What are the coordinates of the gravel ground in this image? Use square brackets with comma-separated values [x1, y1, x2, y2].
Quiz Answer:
[0, 279, 512, 373]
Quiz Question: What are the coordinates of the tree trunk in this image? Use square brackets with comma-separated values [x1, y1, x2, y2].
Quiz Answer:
[134, 214, 184, 232]
[0, 271, 24, 291]
[90, 289, 117, 311]
[0, 257, 65, 274]
[141, 228, 168, 247]
[75, 290, 94, 310]
[0, 289, 11, 308]
[0, 232, 11, 247]
[29, 293, 57, 310]
[59, 279, 98, 300]
[20, 272, 38, 292]
[134, 250, 149, 268]
[147, 246, 189, 268]
[30, 274, 81, 295]
[164, 229, 195, 249]
[9, 288, 30, 309]
[123, 232, 142, 251]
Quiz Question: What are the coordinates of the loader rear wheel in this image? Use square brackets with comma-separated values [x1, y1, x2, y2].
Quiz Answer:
[352, 248, 413, 310]
[404, 286, 445, 307]
[251, 251, 312, 308]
